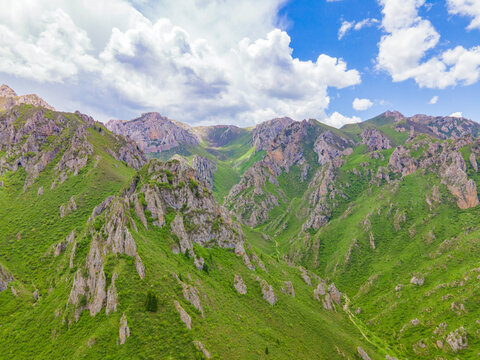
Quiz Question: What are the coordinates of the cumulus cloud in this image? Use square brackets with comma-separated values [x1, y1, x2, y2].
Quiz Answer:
[0, 0, 361, 126]
[450, 111, 463, 117]
[326, 112, 362, 127]
[338, 18, 379, 39]
[447, 0, 480, 30]
[429, 95, 439, 104]
[377, 0, 480, 89]
[352, 98, 373, 111]
[0, 8, 98, 82]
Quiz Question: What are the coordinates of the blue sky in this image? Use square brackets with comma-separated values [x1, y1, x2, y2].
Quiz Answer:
[281, 0, 480, 121]
[0, 0, 479, 127]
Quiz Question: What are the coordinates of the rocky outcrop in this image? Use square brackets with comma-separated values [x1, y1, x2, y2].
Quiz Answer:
[180, 282, 204, 317]
[106, 112, 199, 153]
[252, 117, 295, 151]
[174, 300, 192, 329]
[226, 162, 280, 227]
[106, 273, 118, 315]
[302, 163, 345, 231]
[406, 114, 479, 140]
[446, 327, 468, 352]
[439, 150, 479, 209]
[193, 341, 212, 359]
[314, 131, 349, 166]
[282, 281, 295, 297]
[389, 146, 417, 176]
[313, 283, 326, 301]
[192, 155, 216, 189]
[299, 267, 312, 286]
[234, 275, 247, 294]
[357, 347, 372, 360]
[361, 128, 391, 151]
[54, 230, 75, 257]
[328, 283, 341, 304]
[60, 197, 77, 218]
[119, 313, 130, 345]
[0, 264, 13, 292]
[258, 278, 277, 305]
[0, 84, 55, 111]
[410, 276, 424, 286]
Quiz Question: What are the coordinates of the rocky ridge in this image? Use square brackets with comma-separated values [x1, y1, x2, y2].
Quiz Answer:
[106, 112, 200, 153]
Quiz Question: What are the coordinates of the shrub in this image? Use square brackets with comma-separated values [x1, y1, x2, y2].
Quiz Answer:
[144, 290, 158, 312]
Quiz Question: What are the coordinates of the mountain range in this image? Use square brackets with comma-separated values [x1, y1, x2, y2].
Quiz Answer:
[2, 84, 480, 359]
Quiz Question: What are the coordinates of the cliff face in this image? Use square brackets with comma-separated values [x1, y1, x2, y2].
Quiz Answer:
[106, 112, 200, 153]
[252, 117, 295, 152]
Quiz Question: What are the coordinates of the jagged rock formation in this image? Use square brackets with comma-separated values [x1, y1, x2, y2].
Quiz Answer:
[282, 281, 295, 297]
[174, 300, 192, 329]
[192, 155, 216, 189]
[257, 278, 277, 305]
[0, 84, 55, 111]
[446, 327, 468, 352]
[0, 264, 13, 292]
[410, 276, 424, 286]
[173, 274, 204, 317]
[60, 197, 77, 218]
[252, 117, 294, 151]
[234, 274, 247, 294]
[68, 159, 246, 318]
[226, 162, 280, 226]
[302, 163, 344, 231]
[357, 347, 372, 360]
[389, 146, 417, 176]
[106, 112, 199, 153]
[361, 128, 391, 151]
[119, 313, 130, 345]
[227, 121, 352, 227]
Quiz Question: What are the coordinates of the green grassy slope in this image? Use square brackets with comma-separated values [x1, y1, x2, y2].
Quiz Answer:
[0, 108, 381, 359]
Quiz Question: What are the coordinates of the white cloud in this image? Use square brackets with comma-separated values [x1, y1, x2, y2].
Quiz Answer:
[0, 0, 361, 126]
[352, 98, 373, 111]
[338, 18, 379, 39]
[354, 18, 380, 30]
[338, 21, 354, 39]
[326, 112, 362, 127]
[377, 0, 480, 89]
[447, 0, 480, 30]
[429, 95, 439, 104]
[0, 8, 98, 82]
[450, 111, 463, 117]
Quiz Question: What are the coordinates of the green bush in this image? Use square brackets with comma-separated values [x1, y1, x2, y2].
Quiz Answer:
[144, 290, 158, 312]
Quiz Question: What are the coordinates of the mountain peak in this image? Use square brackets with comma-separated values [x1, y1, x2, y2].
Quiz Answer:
[0, 84, 17, 98]
[382, 110, 405, 121]
[0, 84, 54, 111]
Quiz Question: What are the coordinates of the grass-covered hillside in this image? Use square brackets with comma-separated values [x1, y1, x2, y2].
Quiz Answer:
[0, 99, 381, 359]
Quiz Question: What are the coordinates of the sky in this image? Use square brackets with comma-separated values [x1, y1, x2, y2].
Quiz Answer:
[0, 0, 480, 128]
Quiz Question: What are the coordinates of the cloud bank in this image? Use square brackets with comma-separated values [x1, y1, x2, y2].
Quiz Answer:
[0, 0, 361, 127]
